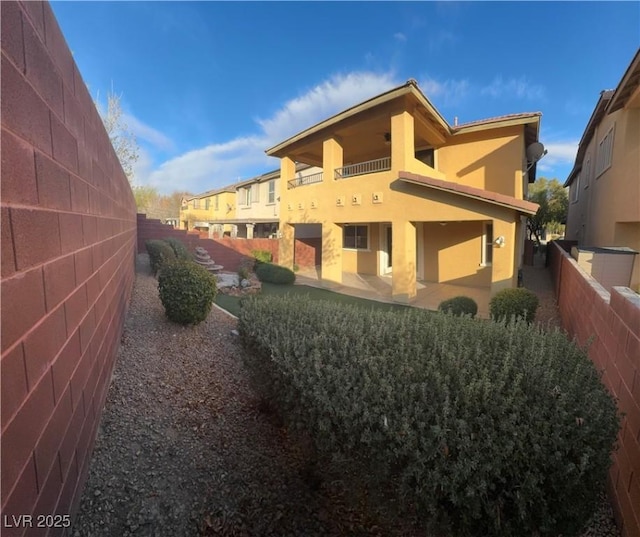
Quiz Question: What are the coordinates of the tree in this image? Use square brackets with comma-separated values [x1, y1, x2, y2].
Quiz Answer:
[526, 177, 569, 244]
[97, 90, 139, 185]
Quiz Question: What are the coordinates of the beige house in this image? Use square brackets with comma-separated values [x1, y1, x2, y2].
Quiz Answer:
[267, 79, 540, 303]
[564, 49, 640, 291]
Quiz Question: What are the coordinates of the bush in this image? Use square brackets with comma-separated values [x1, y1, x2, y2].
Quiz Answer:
[255, 262, 295, 285]
[158, 260, 217, 325]
[490, 287, 539, 322]
[438, 296, 478, 317]
[251, 249, 273, 265]
[146, 239, 176, 275]
[239, 297, 619, 536]
[163, 237, 192, 261]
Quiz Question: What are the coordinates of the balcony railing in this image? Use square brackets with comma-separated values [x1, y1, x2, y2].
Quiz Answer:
[334, 156, 391, 179]
[288, 171, 324, 189]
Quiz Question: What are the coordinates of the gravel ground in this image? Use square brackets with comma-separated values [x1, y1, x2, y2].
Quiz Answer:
[72, 254, 620, 537]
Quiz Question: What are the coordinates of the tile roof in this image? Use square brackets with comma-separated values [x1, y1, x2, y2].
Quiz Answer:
[453, 112, 542, 130]
[398, 171, 539, 216]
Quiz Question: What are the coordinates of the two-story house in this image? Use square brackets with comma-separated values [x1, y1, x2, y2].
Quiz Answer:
[266, 79, 540, 304]
[564, 49, 640, 292]
[180, 187, 236, 236]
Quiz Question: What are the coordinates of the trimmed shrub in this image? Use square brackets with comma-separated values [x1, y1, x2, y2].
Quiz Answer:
[239, 296, 619, 536]
[251, 249, 273, 265]
[158, 260, 217, 325]
[437, 295, 478, 317]
[163, 237, 192, 261]
[146, 239, 176, 275]
[490, 287, 539, 322]
[255, 262, 295, 285]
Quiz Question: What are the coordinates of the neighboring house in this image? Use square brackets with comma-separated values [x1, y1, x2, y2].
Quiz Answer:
[180, 187, 236, 236]
[266, 79, 540, 303]
[564, 49, 640, 291]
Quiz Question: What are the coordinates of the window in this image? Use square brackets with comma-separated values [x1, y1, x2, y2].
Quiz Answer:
[193, 199, 201, 209]
[205, 198, 210, 210]
[583, 156, 591, 189]
[243, 187, 252, 206]
[214, 195, 219, 211]
[571, 173, 581, 203]
[268, 180, 276, 204]
[481, 223, 493, 266]
[252, 183, 259, 203]
[595, 125, 614, 178]
[343, 225, 368, 250]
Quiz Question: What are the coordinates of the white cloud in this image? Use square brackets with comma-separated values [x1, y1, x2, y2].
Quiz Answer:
[137, 71, 400, 194]
[394, 32, 407, 42]
[539, 141, 579, 169]
[481, 76, 545, 101]
[124, 113, 175, 152]
[418, 76, 470, 106]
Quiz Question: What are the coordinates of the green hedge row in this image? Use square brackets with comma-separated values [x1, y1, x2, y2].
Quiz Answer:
[145, 239, 176, 275]
[238, 296, 619, 536]
[255, 262, 295, 285]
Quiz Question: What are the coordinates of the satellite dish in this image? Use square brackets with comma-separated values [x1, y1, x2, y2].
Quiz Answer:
[526, 142, 546, 162]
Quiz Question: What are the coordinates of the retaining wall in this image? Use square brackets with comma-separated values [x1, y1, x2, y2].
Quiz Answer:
[549, 241, 640, 537]
[1, 2, 137, 534]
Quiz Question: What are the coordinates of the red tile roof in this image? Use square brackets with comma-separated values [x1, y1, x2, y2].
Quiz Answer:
[453, 112, 541, 130]
[398, 171, 539, 215]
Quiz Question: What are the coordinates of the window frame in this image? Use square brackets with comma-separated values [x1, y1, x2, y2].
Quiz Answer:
[268, 180, 276, 204]
[571, 173, 581, 203]
[214, 195, 219, 211]
[595, 124, 615, 179]
[343, 224, 369, 251]
[481, 222, 493, 266]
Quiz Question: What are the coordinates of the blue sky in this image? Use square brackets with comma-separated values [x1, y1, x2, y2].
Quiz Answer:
[51, 2, 639, 195]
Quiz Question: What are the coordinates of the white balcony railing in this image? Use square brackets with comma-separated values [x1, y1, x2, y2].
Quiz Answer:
[287, 171, 324, 189]
[334, 156, 391, 180]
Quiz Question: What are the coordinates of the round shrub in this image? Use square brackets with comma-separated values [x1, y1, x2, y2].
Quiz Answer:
[158, 260, 217, 325]
[255, 262, 295, 285]
[163, 237, 192, 261]
[438, 296, 478, 317]
[146, 239, 176, 275]
[490, 287, 539, 322]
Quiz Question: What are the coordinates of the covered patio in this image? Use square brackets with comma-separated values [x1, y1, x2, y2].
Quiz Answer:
[294, 268, 491, 318]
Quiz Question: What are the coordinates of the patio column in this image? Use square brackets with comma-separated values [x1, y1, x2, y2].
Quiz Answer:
[490, 219, 518, 296]
[246, 223, 254, 239]
[392, 220, 417, 303]
[279, 222, 295, 270]
[391, 111, 415, 171]
[323, 137, 343, 180]
[321, 222, 343, 286]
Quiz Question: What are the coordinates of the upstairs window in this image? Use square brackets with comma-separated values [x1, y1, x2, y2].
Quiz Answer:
[571, 173, 581, 203]
[268, 180, 276, 204]
[205, 198, 210, 210]
[252, 183, 259, 203]
[343, 225, 369, 250]
[583, 156, 591, 189]
[214, 195, 219, 211]
[243, 187, 252, 206]
[595, 125, 614, 178]
[193, 199, 201, 209]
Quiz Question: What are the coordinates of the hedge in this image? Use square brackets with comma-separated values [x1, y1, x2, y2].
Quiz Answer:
[238, 296, 619, 536]
[146, 239, 176, 275]
[490, 288, 539, 322]
[255, 262, 295, 285]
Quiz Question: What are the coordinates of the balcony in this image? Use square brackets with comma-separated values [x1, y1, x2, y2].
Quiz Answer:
[288, 171, 324, 189]
[335, 156, 391, 180]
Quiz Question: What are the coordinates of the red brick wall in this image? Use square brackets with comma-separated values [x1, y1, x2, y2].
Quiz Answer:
[295, 238, 321, 268]
[1, 2, 137, 534]
[137, 214, 257, 272]
[549, 242, 640, 537]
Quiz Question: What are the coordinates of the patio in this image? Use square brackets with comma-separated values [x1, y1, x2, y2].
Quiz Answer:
[294, 268, 491, 318]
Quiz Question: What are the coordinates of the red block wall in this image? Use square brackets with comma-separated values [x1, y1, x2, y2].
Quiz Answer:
[549, 242, 640, 537]
[1, 2, 137, 534]
[295, 238, 321, 269]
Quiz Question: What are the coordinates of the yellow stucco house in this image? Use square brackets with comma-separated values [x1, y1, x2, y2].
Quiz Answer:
[180, 187, 236, 236]
[267, 79, 540, 303]
[564, 49, 640, 292]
